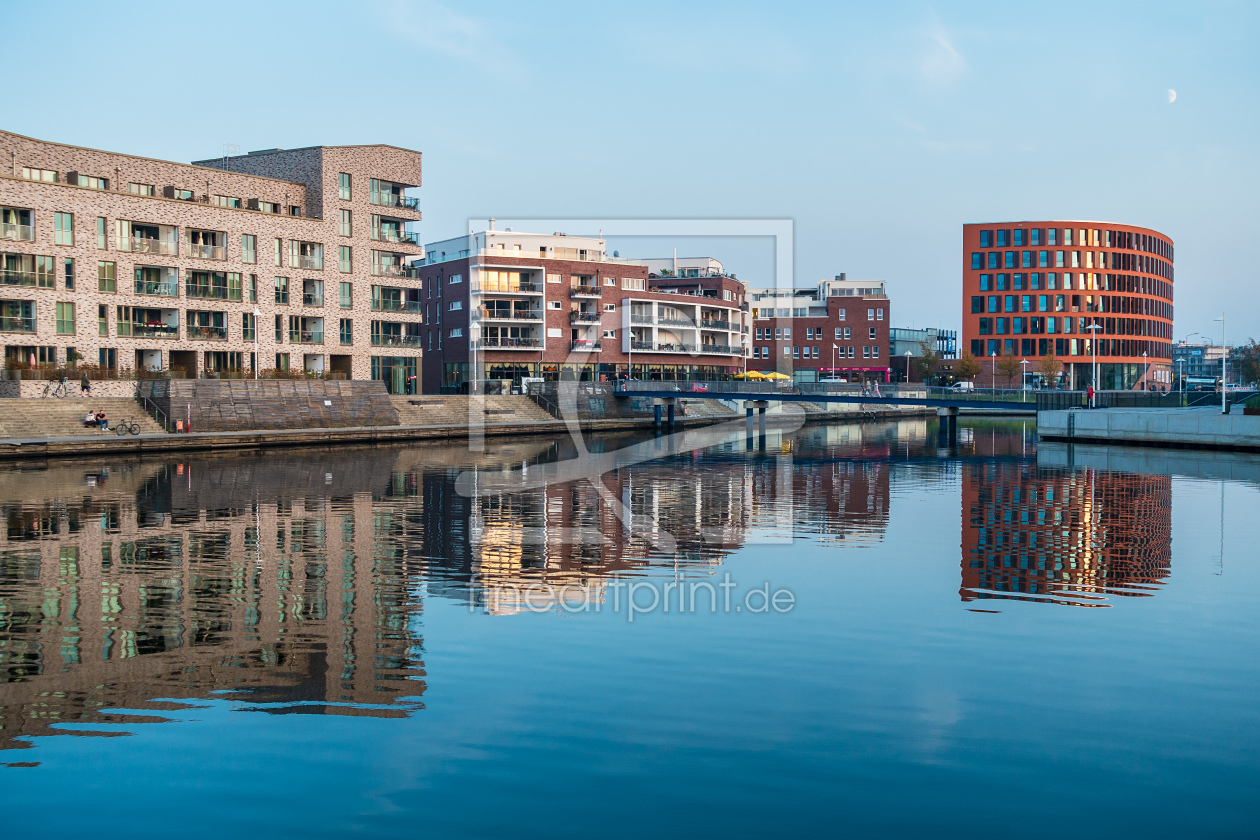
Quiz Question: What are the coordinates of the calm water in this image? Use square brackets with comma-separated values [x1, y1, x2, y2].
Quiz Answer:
[1, 418, 1258, 838]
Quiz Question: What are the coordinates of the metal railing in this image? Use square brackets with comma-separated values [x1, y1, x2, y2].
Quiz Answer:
[479, 308, 542, 321]
[0, 270, 37, 287]
[630, 314, 655, 325]
[123, 237, 178, 255]
[372, 227, 420, 244]
[474, 281, 542, 293]
[570, 312, 602, 324]
[570, 285, 602, 296]
[0, 315, 36, 333]
[186, 242, 226, 260]
[371, 299, 423, 313]
[699, 320, 731, 331]
[185, 285, 230, 300]
[186, 325, 228, 341]
[372, 263, 424, 279]
[371, 193, 421, 210]
[134, 281, 179, 296]
[371, 334, 422, 347]
[289, 330, 324, 344]
[571, 340, 602, 352]
[134, 382, 172, 432]
[302, 293, 324, 306]
[477, 337, 542, 349]
[296, 255, 323, 270]
[699, 344, 738, 354]
[128, 324, 179, 339]
[1, 222, 34, 242]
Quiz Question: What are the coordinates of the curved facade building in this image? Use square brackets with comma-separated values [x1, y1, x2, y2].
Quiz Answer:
[962, 222, 1174, 390]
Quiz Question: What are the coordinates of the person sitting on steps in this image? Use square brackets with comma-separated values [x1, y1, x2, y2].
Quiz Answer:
[84, 410, 97, 429]
[95, 410, 108, 431]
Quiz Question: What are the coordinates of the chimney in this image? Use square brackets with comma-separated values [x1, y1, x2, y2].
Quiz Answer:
[489, 217, 496, 231]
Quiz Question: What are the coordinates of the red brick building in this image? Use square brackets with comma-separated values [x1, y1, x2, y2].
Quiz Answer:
[416, 230, 749, 392]
[961, 221, 1174, 390]
[748, 276, 891, 383]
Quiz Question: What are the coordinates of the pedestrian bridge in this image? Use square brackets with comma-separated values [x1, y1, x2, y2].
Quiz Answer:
[611, 381, 1038, 411]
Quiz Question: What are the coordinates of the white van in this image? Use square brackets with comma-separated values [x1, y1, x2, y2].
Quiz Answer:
[951, 381, 975, 392]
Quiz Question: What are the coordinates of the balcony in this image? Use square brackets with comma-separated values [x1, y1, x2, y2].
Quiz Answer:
[303, 293, 324, 307]
[570, 284, 601, 298]
[700, 319, 731, 331]
[0, 223, 33, 242]
[130, 323, 179, 340]
[631, 341, 698, 353]
[475, 280, 541, 294]
[371, 192, 420, 211]
[571, 312, 602, 324]
[571, 340, 602, 352]
[657, 316, 695, 327]
[0, 315, 35, 333]
[187, 325, 227, 341]
[1, 269, 36, 287]
[479, 307, 541, 322]
[478, 337, 542, 349]
[700, 344, 738, 355]
[124, 237, 178, 255]
[372, 299, 423, 313]
[186, 242, 226, 260]
[290, 330, 324, 345]
[372, 261, 423, 279]
[372, 227, 420, 245]
[630, 313, 654, 325]
[371, 334, 423, 348]
[296, 255, 323, 270]
[134, 280, 179, 297]
[186, 285, 229, 301]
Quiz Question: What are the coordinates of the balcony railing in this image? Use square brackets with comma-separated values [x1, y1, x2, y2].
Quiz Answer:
[657, 317, 695, 327]
[571, 340, 602, 352]
[130, 323, 179, 339]
[479, 308, 541, 321]
[296, 255, 323, 270]
[303, 293, 324, 307]
[289, 330, 324, 344]
[631, 342, 698, 353]
[1, 223, 34, 242]
[0, 316, 36, 333]
[124, 237, 178, 255]
[1, 270, 37, 287]
[372, 193, 421, 211]
[134, 281, 179, 297]
[570, 312, 602, 324]
[570, 285, 601, 297]
[474, 281, 541, 293]
[187, 325, 228, 341]
[372, 299, 423, 313]
[186, 243, 226, 260]
[700, 344, 738, 354]
[372, 227, 420, 244]
[372, 263, 423, 278]
[371, 334, 422, 347]
[478, 337, 542, 349]
[699, 320, 731, 331]
[186, 286, 229, 300]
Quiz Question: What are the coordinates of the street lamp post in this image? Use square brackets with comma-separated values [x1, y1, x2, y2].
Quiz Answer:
[1084, 321, 1101, 406]
[741, 335, 749, 379]
[990, 351, 997, 389]
[904, 350, 913, 385]
[832, 343, 839, 382]
[1142, 350, 1148, 390]
[1020, 358, 1029, 391]
[1215, 313, 1227, 413]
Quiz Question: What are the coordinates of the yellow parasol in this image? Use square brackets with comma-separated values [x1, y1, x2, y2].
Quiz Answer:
[763, 371, 791, 380]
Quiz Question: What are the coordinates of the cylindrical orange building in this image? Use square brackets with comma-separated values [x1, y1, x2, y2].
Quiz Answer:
[961, 222, 1174, 390]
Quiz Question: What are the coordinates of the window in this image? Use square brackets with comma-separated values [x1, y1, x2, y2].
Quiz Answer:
[171, 188, 194, 201]
[1031, 229, 1041, 246]
[243, 313, 256, 341]
[339, 245, 352, 273]
[449, 300, 462, 311]
[547, 273, 561, 284]
[96, 217, 107, 249]
[340, 282, 352, 308]
[1021, 251, 1031, 268]
[128, 182, 155, 196]
[979, 274, 990, 291]
[275, 276, 289, 304]
[340, 209, 352, 236]
[338, 173, 351, 201]
[987, 252, 998, 270]
[1014, 229, 1024, 247]
[1063, 229, 1073, 246]
[979, 230, 991, 248]
[213, 195, 242, 208]
[792, 346, 800, 358]
[775, 328, 782, 340]
[867, 308, 874, 319]
[237, 233, 256, 264]
[54, 212, 73, 245]
[783, 327, 791, 339]
[449, 328, 463, 338]
[64, 258, 74, 290]
[55, 302, 75, 335]
[863, 346, 870, 358]
[834, 327, 842, 339]
[21, 167, 56, 182]
[97, 260, 116, 293]
[604, 303, 616, 312]
[1055, 250, 1064, 268]
[275, 352, 289, 369]
[876, 308, 884, 320]
[1072, 251, 1080, 268]
[622, 277, 646, 291]
[340, 318, 353, 345]
[1047, 272, 1057, 290]
[996, 230, 1008, 247]
[604, 276, 616, 286]
[971, 252, 981, 270]
[844, 327, 851, 339]
[73, 174, 108, 190]
[869, 327, 877, 339]
[258, 200, 279, 214]
[548, 300, 562, 310]
[603, 330, 617, 339]
[979, 318, 990, 335]
[228, 272, 243, 301]
[987, 296, 998, 313]
[274, 238, 283, 266]
[289, 205, 301, 216]
[448, 273, 463, 284]
[1004, 251, 1015, 269]
[1048, 228, 1058, 246]
[98, 305, 108, 336]
[275, 315, 284, 342]
[1013, 273, 1023, 291]
[871, 345, 879, 358]
[1021, 295, 1032, 312]
[996, 273, 1007, 291]
[838, 308, 846, 320]
[1004, 295, 1015, 313]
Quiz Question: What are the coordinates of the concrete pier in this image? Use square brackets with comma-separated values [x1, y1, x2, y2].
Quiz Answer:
[1038, 407, 1260, 452]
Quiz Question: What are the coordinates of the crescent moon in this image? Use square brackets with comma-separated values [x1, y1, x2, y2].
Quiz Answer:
[1168, 89, 1177, 103]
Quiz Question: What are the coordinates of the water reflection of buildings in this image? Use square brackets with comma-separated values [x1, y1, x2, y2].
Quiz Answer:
[960, 461, 1172, 606]
[0, 421, 908, 749]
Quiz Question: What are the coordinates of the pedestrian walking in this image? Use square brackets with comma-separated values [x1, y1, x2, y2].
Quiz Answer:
[80, 373, 91, 397]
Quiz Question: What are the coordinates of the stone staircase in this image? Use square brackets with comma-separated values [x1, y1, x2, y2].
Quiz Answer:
[391, 395, 557, 427]
[0, 397, 167, 439]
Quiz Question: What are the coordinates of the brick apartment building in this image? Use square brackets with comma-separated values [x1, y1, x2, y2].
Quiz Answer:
[961, 221, 1174, 390]
[414, 229, 749, 392]
[748, 275, 892, 383]
[0, 129, 422, 386]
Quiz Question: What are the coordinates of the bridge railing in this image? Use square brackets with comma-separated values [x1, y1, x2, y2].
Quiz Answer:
[610, 380, 1035, 403]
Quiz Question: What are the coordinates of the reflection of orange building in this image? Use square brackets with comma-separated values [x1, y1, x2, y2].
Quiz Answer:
[960, 462, 1172, 606]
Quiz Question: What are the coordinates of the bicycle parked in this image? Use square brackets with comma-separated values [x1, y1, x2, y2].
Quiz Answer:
[113, 418, 142, 436]
[42, 377, 70, 398]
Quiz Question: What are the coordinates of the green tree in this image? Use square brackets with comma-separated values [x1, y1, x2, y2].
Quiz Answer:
[913, 339, 941, 384]
[1036, 353, 1061, 387]
[996, 355, 1021, 388]
[953, 350, 982, 381]
[1233, 339, 1260, 387]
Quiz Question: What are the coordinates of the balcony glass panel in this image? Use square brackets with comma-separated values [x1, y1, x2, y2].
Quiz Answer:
[0, 208, 33, 242]
[134, 266, 179, 297]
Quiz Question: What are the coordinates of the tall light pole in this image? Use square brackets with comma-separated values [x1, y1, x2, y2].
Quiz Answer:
[1142, 350, 1148, 390]
[1215, 313, 1227, 413]
[904, 350, 913, 385]
[1085, 321, 1101, 406]
[990, 351, 996, 390]
[741, 335, 749, 379]
[1020, 357, 1029, 391]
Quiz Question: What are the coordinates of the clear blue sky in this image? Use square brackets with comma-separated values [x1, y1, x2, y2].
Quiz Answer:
[6, 0, 1256, 341]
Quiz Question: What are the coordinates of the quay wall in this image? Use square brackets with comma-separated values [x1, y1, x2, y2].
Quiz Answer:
[1039, 408, 1260, 452]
